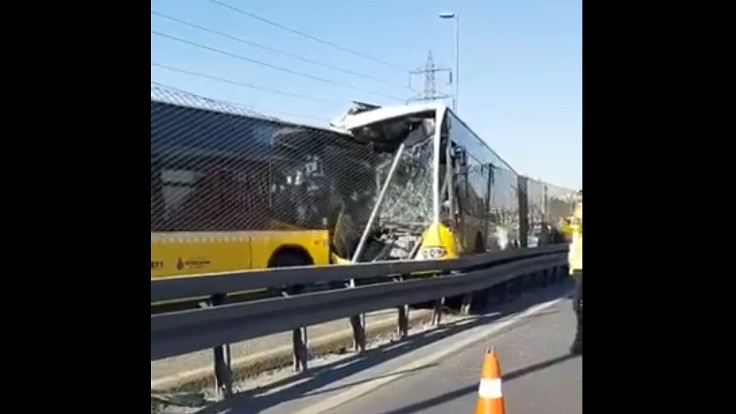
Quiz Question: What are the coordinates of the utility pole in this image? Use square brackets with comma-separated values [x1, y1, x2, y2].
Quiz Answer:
[407, 51, 453, 104]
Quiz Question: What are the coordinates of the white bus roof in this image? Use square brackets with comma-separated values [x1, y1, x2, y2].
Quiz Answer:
[331, 103, 445, 131]
[150, 83, 347, 135]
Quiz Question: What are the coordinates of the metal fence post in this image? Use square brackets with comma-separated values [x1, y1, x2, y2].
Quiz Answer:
[349, 313, 366, 352]
[393, 275, 410, 338]
[207, 293, 232, 400]
[432, 296, 445, 326]
[460, 292, 473, 315]
[292, 326, 308, 371]
[280, 289, 309, 371]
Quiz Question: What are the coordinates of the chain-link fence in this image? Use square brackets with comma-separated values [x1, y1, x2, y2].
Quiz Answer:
[151, 84, 577, 261]
[151, 84, 433, 262]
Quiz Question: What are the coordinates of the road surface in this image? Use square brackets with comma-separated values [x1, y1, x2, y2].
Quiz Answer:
[322, 292, 582, 414]
[181, 282, 580, 414]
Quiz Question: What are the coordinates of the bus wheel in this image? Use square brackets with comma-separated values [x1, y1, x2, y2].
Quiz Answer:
[268, 248, 314, 295]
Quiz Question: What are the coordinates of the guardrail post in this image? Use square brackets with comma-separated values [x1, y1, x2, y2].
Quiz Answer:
[550, 265, 559, 283]
[526, 271, 539, 291]
[394, 275, 410, 338]
[432, 296, 445, 326]
[280, 289, 309, 371]
[487, 283, 505, 306]
[292, 327, 308, 371]
[397, 304, 409, 338]
[460, 293, 473, 315]
[207, 293, 232, 400]
[451, 268, 473, 315]
[344, 278, 367, 353]
[349, 314, 366, 352]
[541, 268, 550, 287]
[503, 280, 516, 301]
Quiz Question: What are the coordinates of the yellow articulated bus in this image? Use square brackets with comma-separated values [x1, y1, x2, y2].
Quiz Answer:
[150, 86, 576, 288]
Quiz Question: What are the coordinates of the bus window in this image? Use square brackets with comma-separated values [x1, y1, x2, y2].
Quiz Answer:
[445, 111, 520, 251]
[151, 161, 167, 232]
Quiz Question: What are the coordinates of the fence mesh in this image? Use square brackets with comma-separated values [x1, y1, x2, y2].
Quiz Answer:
[150, 85, 433, 261]
[150, 84, 577, 261]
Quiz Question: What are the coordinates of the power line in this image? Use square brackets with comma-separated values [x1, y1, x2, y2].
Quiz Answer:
[151, 10, 399, 87]
[151, 30, 405, 102]
[151, 62, 342, 105]
[205, 0, 410, 72]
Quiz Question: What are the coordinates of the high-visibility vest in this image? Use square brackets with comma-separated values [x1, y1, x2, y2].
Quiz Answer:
[567, 223, 582, 273]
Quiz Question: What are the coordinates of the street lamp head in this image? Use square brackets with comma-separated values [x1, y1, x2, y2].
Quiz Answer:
[438, 12, 456, 19]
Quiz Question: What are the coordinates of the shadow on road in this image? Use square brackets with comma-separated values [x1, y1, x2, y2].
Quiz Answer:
[372, 353, 580, 414]
[194, 283, 571, 414]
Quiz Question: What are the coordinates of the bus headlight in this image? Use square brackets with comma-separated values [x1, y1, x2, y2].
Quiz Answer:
[416, 247, 448, 260]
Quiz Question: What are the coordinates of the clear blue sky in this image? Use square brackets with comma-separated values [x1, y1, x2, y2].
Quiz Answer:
[151, 0, 582, 189]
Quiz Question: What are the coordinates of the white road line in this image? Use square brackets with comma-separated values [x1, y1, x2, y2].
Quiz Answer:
[291, 294, 569, 414]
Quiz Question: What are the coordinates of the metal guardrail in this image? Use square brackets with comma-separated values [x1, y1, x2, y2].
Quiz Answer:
[150, 245, 568, 399]
[150, 244, 566, 302]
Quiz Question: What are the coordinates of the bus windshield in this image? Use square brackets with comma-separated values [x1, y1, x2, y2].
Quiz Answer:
[337, 103, 576, 254]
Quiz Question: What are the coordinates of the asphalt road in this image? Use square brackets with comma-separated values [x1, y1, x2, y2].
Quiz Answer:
[182, 282, 580, 414]
[322, 294, 582, 414]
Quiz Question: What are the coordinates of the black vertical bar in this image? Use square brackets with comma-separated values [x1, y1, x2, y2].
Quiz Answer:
[432, 296, 445, 326]
[209, 293, 232, 400]
[292, 326, 308, 372]
[349, 314, 366, 352]
[393, 275, 410, 338]
[397, 304, 409, 338]
[280, 288, 309, 371]
[460, 292, 473, 315]
[517, 176, 529, 248]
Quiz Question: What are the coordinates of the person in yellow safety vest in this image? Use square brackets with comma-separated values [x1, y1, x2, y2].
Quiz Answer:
[560, 192, 582, 355]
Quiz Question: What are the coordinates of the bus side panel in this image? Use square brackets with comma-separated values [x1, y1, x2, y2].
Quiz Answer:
[250, 230, 331, 269]
[151, 232, 252, 278]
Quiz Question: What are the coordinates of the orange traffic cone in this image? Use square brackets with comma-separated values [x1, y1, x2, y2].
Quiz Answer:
[474, 348, 505, 414]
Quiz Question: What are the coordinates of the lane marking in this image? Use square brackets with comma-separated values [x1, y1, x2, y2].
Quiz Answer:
[291, 293, 569, 414]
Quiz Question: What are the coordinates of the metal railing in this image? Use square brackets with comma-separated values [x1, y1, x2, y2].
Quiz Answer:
[151, 244, 568, 399]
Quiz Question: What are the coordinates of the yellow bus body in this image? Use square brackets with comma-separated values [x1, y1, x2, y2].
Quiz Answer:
[151, 230, 330, 279]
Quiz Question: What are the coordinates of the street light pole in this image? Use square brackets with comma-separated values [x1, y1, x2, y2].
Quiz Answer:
[439, 12, 459, 113]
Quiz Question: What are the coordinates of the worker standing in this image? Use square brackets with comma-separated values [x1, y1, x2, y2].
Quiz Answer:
[561, 191, 582, 355]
